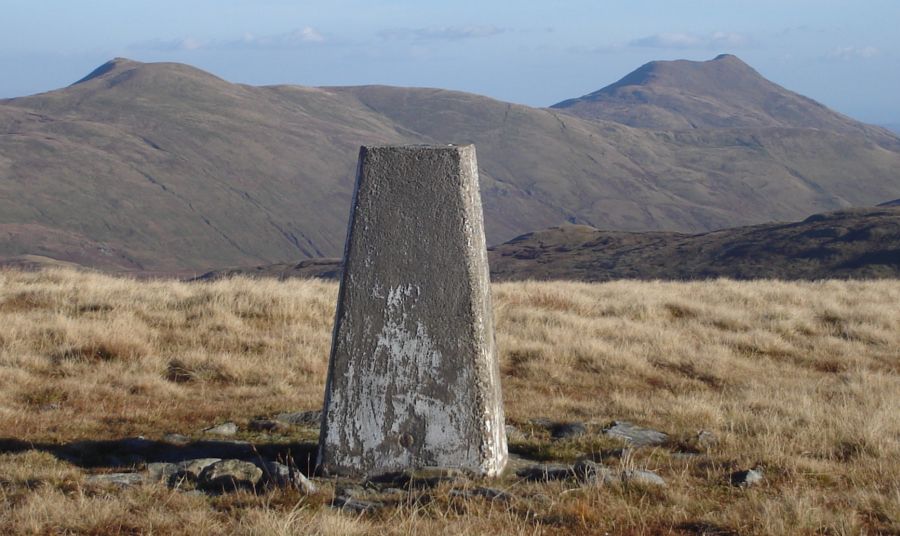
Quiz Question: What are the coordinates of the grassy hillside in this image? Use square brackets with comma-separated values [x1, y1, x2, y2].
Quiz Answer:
[0, 269, 896, 534]
[2, 58, 900, 272]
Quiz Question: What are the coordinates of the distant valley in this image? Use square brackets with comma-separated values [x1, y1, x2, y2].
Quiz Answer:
[1, 55, 899, 273]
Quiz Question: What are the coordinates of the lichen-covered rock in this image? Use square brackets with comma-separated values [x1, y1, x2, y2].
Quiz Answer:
[198, 459, 262, 491]
[603, 421, 668, 447]
[203, 422, 238, 436]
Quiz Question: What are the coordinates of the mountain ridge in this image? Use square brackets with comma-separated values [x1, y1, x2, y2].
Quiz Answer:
[1, 56, 899, 272]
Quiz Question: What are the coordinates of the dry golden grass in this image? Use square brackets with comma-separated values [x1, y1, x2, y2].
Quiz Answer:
[0, 268, 897, 535]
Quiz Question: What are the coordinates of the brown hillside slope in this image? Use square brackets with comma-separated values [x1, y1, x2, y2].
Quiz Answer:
[553, 54, 900, 149]
[195, 205, 900, 282]
[2, 57, 900, 271]
[490, 206, 900, 281]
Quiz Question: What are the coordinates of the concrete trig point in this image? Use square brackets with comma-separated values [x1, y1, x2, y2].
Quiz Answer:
[318, 144, 508, 478]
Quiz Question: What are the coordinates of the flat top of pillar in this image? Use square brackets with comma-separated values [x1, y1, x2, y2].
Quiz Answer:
[361, 143, 474, 153]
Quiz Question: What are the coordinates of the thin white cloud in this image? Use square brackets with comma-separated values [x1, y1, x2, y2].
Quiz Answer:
[379, 25, 504, 42]
[237, 27, 325, 47]
[828, 46, 879, 60]
[130, 27, 325, 52]
[629, 31, 750, 49]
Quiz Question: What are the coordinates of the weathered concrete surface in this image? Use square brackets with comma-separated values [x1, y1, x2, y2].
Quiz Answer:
[318, 144, 507, 478]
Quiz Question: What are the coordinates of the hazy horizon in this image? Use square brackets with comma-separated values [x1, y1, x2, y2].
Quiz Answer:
[2, 0, 899, 125]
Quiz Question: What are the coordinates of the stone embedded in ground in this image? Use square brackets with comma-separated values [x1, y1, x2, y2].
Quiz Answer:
[318, 145, 507, 478]
[603, 421, 669, 447]
[175, 458, 223, 482]
[621, 469, 667, 487]
[730, 468, 764, 487]
[248, 418, 291, 433]
[332, 496, 384, 514]
[517, 463, 573, 482]
[450, 486, 514, 502]
[203, 422, 238, 436]
[85, 472, 144, 487]
[551, 422, 587, 439]
[573, 460, 615, 485]
[262, 461, 317, 494]
[199, 459, 263, 491]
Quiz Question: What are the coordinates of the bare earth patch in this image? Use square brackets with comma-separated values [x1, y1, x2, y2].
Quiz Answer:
[0, 269, 897, 534]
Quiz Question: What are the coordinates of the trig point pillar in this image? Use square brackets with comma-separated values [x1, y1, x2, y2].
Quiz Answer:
[318, 144, 507, 478]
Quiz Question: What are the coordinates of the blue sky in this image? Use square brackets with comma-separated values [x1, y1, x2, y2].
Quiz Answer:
[2, 0, 899, 124]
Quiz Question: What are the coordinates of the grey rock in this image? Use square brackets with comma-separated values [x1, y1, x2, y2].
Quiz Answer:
[332, 495, 383, 514]
[621, 469, 667, 487]
[517, 463, 573, 482]
[730, 468, 764, 487]
[199, 459, 263, 491]
[248, 418, 290, 433]
[319, 145, 507, 478]
[450, 486, 514, 501]
[573, 460, 615, 485]
[262, 462, 317, 494]
[603, 421, 668, 447]
[146, 462, 179, 484]
[203, 422, 238, 436]
[85, 472, 144, 487]
[161, 433, 191, 445]
[551, 422, 587, 439]
[274, 410, 322, 427]
[175, 458, 222, 481]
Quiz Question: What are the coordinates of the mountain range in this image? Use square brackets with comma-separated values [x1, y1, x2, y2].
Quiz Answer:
[1, 54, 899, 273]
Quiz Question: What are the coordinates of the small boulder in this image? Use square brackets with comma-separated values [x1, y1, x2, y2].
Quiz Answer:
[199, 459, 263, 491]
[573, 460, 615, 485]
[248, 418, 290, 434]
[175, 458, 222, 481]
[621, 469, 667, 487]
[332, 495, 383, 514]
[262, 461, 317, 494]
[146, 462, 179, 484]
[517, 463, 573, 482]
[730, 468, 764, 487]
[203, 422, 238, 436]
[161, 433, 191, 446]
[603, 421, 668, 447]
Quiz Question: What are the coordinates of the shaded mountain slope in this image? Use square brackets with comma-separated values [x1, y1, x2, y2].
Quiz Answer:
[490, 205, 900, 281]
[2, 57, 900, 272]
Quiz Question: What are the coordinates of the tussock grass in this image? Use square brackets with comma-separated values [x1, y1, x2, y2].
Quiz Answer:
[0, 269, 897, 534]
